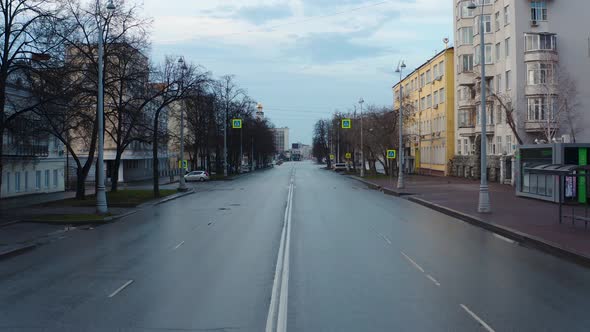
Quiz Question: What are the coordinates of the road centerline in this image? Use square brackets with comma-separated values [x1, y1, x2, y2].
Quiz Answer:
[172, 241, 185, 250]
[400, 251, 425, 273]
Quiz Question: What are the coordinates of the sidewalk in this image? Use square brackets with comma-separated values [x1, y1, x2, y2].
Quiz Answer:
[355, 174, 590, 264]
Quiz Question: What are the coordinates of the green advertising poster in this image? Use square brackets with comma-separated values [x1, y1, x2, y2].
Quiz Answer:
[579, 148, 587, 204]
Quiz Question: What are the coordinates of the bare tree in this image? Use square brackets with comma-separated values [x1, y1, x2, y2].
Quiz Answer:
[312, 119, 331, 168]
[0, 0, 63, 198]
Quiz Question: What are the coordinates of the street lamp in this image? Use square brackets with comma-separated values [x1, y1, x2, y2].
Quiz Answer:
[468, 1, 491, 213]
[395, 60, 406, 189]
[177, 56, 188, 192]
[358, 98, 365, 177]
[96, 0, 115, 215]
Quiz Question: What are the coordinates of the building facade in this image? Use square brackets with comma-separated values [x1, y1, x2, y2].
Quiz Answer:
[453, 0, 590, 182]
[393, 47, 456, 176]
[1, 86, 66, 198]
[272, 127, 290, 154]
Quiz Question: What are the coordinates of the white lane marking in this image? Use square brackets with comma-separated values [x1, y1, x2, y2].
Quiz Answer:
[426, 274, 441, 286]
[378, 233, 392, 245]
[400, 251, 425, 273]
[460, 304, 496, 332]
[173, 241, 185, 250]
[108, 280, 134, 298]
[266, 169, 294, 332]
[493, 233, 515, 244]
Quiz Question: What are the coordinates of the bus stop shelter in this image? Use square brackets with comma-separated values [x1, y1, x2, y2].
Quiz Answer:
[525, 164, 590, 227]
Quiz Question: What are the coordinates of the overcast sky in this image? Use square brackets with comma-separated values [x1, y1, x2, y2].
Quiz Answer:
[143, 0, 453, 145]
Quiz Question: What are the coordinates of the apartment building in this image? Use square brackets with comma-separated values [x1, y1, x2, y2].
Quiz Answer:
[393, 47, 455, 176]
[2, 86, 66, 198]
[453, 0, 590, 183]
[272, 127, 290, 154]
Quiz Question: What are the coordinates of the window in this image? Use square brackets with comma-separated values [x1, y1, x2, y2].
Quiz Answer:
[475, 15, 492, 34]
[527, 96, 557, 120]
[464, 139, 469, 155]
[506, 135, 512, 154]
[505, 38, 510, 57]
[36, 171, 41, 190]
[439, 88, 445, 103]
[494, 12, 500, 31]
[495, 43, 501, 61]
[496, 74, 502, 93]
[458, 140, 463, 155]
[460, 54, 474, 72]
[53, 169, 58, 188]
[505, 70, 511, 90]
[6, 172, 10, 192]
[426, 70, 432, 83]
[45, 170, 50, 188]
[427, 94, 432, 108]
[531, 0, 547, 21]
[420, 74, 425, 87]
[420, 97, 426, 110]
[433, 90, 439, 105]
[475, 44, 493, 65]
[439, 61, 444, 76]
[525, 33, 556, 51]
[15, 172, 22, 192]
[496, 105, 503, 125]
[527, 63, 554, 85]
[496, 136, 503, 154]
[459, 27, 474, 45]
[504, 6, 510, 25]
[433, 64, 438, 78]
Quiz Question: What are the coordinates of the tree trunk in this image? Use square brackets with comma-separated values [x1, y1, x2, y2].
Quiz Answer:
[76, 167, 86, 199]
[0, 128, 4, 200]
[110, 150, 122, 192]
[152, 117, 160, 198]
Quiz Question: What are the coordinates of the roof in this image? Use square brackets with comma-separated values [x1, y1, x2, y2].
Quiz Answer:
[524, 164, 590, 175]
[392, 46, 454, 90]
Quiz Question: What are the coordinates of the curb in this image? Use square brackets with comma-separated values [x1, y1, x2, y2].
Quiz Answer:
[155, 189, 195, 205]
[349, 176, 414, 196]
[352, 175, 590, 268]
[0, 220, 23, 228]
[407, 196, 590, 267]
[0, 244, 37, 260]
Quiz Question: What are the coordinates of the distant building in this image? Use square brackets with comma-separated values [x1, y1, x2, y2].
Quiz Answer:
[272, 127, 290, 153]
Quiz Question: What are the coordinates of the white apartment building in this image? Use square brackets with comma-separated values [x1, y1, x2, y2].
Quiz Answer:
[272, 127, 290, 153]
[454, 0, 590, 161]
[2, 86, 66, 198]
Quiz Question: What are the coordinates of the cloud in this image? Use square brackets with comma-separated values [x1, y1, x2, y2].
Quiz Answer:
[235, 4, 293, 24]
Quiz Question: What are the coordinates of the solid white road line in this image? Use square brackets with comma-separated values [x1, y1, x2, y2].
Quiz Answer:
[400, 251, 425, 273]
[266, 168, 295, 332]
[108, 280, 134, 298]
[426, 274, 441, 287]
[493, 233, 516, 244]
[172, 241, 185, 250]
[460, 304, 496, 332]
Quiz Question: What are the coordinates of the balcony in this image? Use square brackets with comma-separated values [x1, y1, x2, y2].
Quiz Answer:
[2, 144, 49, 157]
[458, 98, 474, 108]
[457, 71, 476, 86]
[475, 124, 495, 134]
[524, 50, 558, 63]
[525, 120, 558, 133]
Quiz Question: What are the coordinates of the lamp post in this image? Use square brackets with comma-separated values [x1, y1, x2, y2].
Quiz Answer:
[177, 57, 188, 191]
[96, 0, 116, 215]
[395, 60, 406, 189]
[359, 98, 365, 177]
[468, 1, 491, 213]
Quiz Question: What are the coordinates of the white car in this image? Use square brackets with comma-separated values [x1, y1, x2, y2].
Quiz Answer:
[333, 163, 348, 172]
[184, 170, 210, 182]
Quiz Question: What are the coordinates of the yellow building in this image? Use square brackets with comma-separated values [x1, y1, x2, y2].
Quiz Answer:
[393, 47, 455, 176]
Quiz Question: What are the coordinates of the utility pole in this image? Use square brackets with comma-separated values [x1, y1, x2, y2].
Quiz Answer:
[177, 57, 188, 191]
[395, 61, 407, 189]
[359, 98, 365, 177]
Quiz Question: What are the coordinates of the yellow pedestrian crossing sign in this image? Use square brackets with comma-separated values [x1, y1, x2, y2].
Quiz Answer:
[178, 160, 188, 169]
[387, 150, 397, 159]
[345, 152, 352, 159]
[329, 154, 335, 161]
[232, 119, 242, 129]
[342, 118, 352, 129]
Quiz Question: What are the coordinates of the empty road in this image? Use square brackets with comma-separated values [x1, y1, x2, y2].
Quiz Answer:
[2, 161, 590, 331]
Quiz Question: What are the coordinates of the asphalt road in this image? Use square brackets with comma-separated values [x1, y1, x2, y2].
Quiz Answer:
[2, 161, 590, 331]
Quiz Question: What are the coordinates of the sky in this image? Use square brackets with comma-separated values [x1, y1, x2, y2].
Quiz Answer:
[143, 0, 453, 145]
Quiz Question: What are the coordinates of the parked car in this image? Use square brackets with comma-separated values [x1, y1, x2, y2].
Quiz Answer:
[184, 170, 209, 182]
[333, 163, 348, 172]
[240, 165, 251, 173]
[276, 160, 284, 166]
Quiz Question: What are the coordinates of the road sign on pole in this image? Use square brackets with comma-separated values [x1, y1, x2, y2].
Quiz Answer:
[232, 119, 242, 129]
[387, 150, 397, 159]
[329, 154, 335, 161]
[342, 118, 352, 129]
[345, 152, 352, 159]
[178, 160, 188, 170]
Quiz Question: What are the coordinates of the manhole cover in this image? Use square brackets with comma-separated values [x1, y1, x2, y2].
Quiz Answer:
[218, 207, 231, 211]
